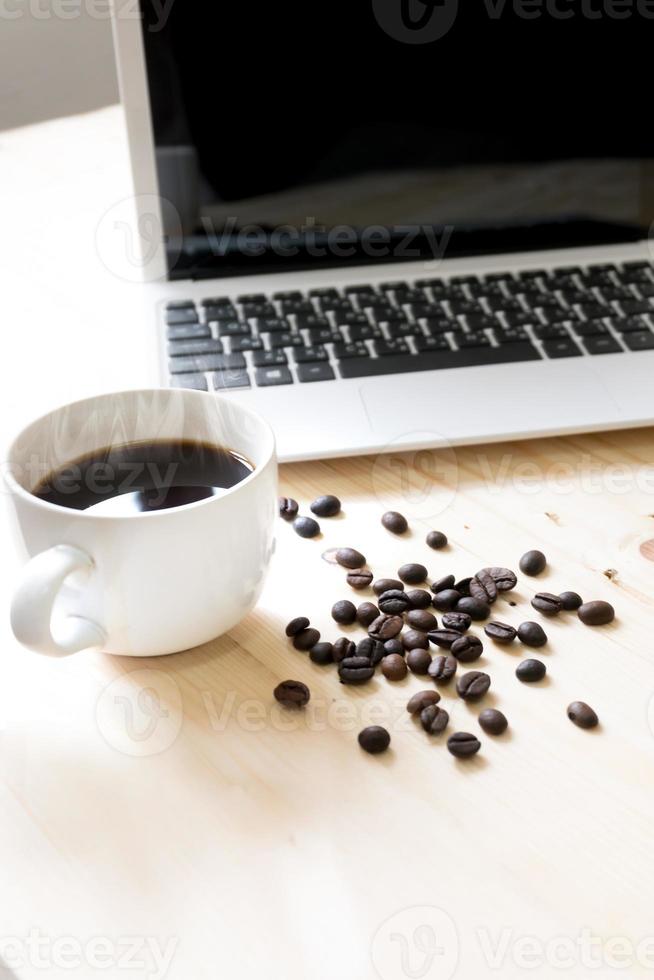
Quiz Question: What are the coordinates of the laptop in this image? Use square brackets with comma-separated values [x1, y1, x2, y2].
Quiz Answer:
[111, 2, 654, 462]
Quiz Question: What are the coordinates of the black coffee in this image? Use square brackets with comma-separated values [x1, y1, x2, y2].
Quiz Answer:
[32, 439, 254, 515]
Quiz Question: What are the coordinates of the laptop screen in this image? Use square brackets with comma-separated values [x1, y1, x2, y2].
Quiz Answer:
[139, 1, 654, 280]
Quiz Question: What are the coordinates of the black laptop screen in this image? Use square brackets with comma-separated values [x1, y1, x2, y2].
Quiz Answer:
[139, 1, 654, 279]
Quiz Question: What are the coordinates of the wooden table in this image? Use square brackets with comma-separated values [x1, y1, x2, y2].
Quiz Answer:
[3, 108, 654, 980]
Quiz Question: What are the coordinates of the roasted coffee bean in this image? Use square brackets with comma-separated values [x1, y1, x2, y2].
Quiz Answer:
[420, 704, 449, 734]
[278, 496, 299, 521]
[381, 511, 408, 534]
[480, 567, 518, 592]
[517, 621, 547, 647]
[470, 569, 498, 604]
[368, 614, 403, 641]
[332, 637, 356, 662]
[516, 658, 546, 682]
[406, 609, 438, 632]
[407, 690, 441, 714]
[293, 516, 320, 538]
[447, 732, 481, 757]
[450, 634, 483, 663]
[578, 600, 615, 626]
[398, 563, 428, 585]
[357, 637, 385, 665]
[381, 654, 408, 681]
[406, 589, 433, 610]
[455, 596, 490, 620]
[484, 621, 517, 644]
[383, 638, 405, 657]
[478, 708, 508, 735]
[531, 592, 563, 616]
[406, 648, 433, 674]
[336, 547, 366, 569]
[378, 589, 412, 614]
[347, 569, 373, 590]
[310, 494, 341, 517]
[431, 574, 455, 593]
[559, 590, 583, 611]
[309, 642, 334, 665]
[519, 549, 547, 576]
[428, 654, 458, 683]
[293, 628, 321, 651]
[427, 628, 462, 650]
[456, 670, 491, 701]
[339, 656, 375, 684]
[431, 589, 461, 612]
[331, 599, 357, 625]
[567, 701, 599, 729]
[441, 612, 471, 633]
[274, 680, 310, 708]
[426, 530, 448, 549]
[285, 616, 309, 637]
[373, 578, 405, 596]
[356, 602, 380, 628]
[454, 577, 472, 596]
[358, 726, 390, 754]
[402, 629, 430, 651]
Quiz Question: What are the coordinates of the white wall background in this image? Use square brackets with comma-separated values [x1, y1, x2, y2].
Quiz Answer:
[1, 3, 118, 130]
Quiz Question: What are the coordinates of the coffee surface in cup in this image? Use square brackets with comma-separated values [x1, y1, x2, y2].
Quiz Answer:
[32, 439, 254, 514]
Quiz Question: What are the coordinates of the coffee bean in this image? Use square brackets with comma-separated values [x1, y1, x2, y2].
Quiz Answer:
[531, 592, 563, 616]
[309, 642, 334, 665]
[339, 656, 375, 685]
[470, 569, 498, 604]
[378, 589, 412, 614]
[274, 680, 310, 708]
[285, 616, 310, 637]
[454, 577, 472, 596]
[293, 628, 321, 651]
[519, 550, 547, 576]
[368, 614, 404, 641]
[406, 609, 438, 632]
[450, 634, 483, 663]
[340, 655, 373, 669]
[406, 648, 433, 674]
[402, 629, 430, 650]
[559, 590, 583, 611]
[431, 589, 461, 612]
[480, 567, 518, 592]
[407, 691, 441, 715]
[278, 496, 299, 521]
[517, 621, 547, 647]
[441, 612, 471, 633]
[293, 516, 320, 538]
[478, 708, 508, 735]
[427, 628, 462, 649]
[310, 494, 341, 517]
[331, 599, 357, 625]
[381, 654, 408, 681]
[516, 658, 546, 682]
[567, 701, 599, 729]
[428, 654, 458, 683]
[358, 726, 390, 754]
[578, 600, 615, 626]
[406, 589, 433, 609]
[456, 670, 491, 700]
[426, 530, 448, 549]
[347, 570, 373, 590]
[336, 547, 366, 569]
[420, 704, 450, 734]
[455, 596, 490, 620]
[447, 731, 481, 757]
[381, 511, 408, 534]
[332, 637, 356, 663]
[484, 621, 517, 644]
[431, 574, 455, 593]
[356, 602, 379, 628]
[357, 637, 385, 665]
[383, 638, 405, 657]
[373, 578, 405, 596]
[398, 563, 428, 585]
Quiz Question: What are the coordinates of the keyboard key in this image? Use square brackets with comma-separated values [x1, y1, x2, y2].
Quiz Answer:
[168, 339, 223, 357]
[577, 303, 609, 320]
[255, 366, 293, 386]
[308, 327, 342, 344]
[623, 330, 654, 350]
[345, 284, 377, 296]
[449, 300, 484, 316]
[379, 280, 409, 292]
[423, 316, 457, 335]
[620, 299, 652, 316]
[318, 297, 354, 313]
[606, 316, 648, 333]
[165, 309, 199, 325]
[637, 283, 654, 297]
[375, 339, 411, 356]
[253, 350, 287, 367]
[212, 368, 251, 389]
[280, 300, 314, 315]
[484, 296, 522, 312]
[570, 322, 609, 337]
[386, 321, 416, 339]
[540, 308, 578, 325]
[503, 311, 534, 328]
[171, 373, 208, 391]
[454, 331, 491, 348]
[297, 363, 336, 383]
[269, 333, 304, 348]
[217, 320, 251, 337]
[230, 336, 263, 352]
[412, 303, 447, 320]
[337, 342, 541, 378]
[414, 336, 450, 352]
[582, 336, 623, 355]
[493, 327, 530, 344]
[204, 305, 238, 322]
[201, 296, 232, 307]
[309, 287, 339, 299]
[335, 312, 370, 328]
[237, 293, 266, 303]
[348, 324, 383, 341]
[167, 323, 211, 341]
[242, 302, 276, 319]
[542, 338, 583, 358]
[466, 314, 498, 331]
[293, 346, 328, 363]
[273, 290, 303, 301]
[533, 324, 572, 340]
[333, 342, 369, 358]
[295, 315, 330, 331]
[166, 300, 195, 310]
[169, 353, 245, 374]
[256, 317, 291, 333]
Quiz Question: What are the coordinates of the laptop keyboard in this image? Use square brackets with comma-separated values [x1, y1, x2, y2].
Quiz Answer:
[164, 261, 654, 391]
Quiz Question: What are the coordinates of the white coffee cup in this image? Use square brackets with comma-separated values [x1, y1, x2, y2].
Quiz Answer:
[5, 388, 277, 657]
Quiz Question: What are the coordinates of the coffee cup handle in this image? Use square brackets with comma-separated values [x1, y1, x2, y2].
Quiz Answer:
[10, 544, 107, 657]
